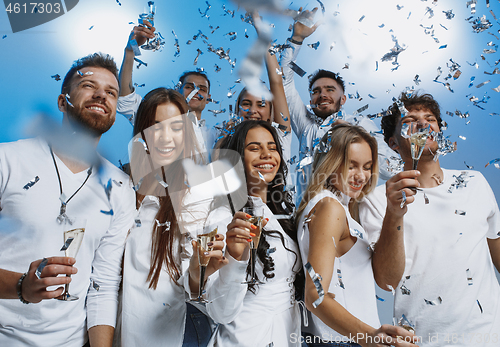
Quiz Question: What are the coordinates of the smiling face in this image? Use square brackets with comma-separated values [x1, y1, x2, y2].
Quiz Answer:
[58, 67, 119, 135]
[310, 77, 346, 119]
[243, 126, 281, 189]
[148, 102, 185, 167]
[180, 74, 210, 114]
[238, 92, 272, 122]
[332, 140, 373, 199]
[391, 107, 440, 162]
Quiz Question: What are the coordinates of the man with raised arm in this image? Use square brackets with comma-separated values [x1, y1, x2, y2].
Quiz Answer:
[280, 8, 395, 203]
[360, 91, 500, 346]
[0, 53, 135, 347]
[117, 21, 216, 152]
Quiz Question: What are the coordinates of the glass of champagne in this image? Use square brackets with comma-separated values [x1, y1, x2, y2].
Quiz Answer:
[408, 123, 431, 170]
[242, 206, 264, 284]
[138, 2, 156, 50]
[193, 225, 217, 302]
[57, 218, 85, 301]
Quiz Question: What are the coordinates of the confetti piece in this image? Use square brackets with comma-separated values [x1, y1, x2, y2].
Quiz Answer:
[60, 237, 74, 252]
[459, 135, 466, 140]
[305, 262, 325, 308]
[337, 269, 345, 289]
[448, 172, 473, 193]
[400, 190, 407, 209]
[485, 158, 500, 168]
[455, 210, 466, 216]
[400, 284, 411, 295]
[100, 210, 114, 215]
[438, 44, 447, 49]
[135, 218, 142, 227]
[307, 41, 320, 50]
[65, 94, 74, 108]
[134, 57, 147, 68]
[35, 258, 48, 279]
[92, 280, 100, 291]
[289, 61, 307, 77]
[477, 300, 483, 313]
[424, 296, 442, 305]
[23, 176, 40, 190]
[316, 0, 325, 14]
[77, 70, 93, 77]
[172, 30, 180, 58]
[398, 315, 415, 334]
[359, 15, 365, 22]
[51, 74, 61, 81]
[208, 108, 226, 116]
[2, 35, 6, 39]
[154, 174, 168, 188]
[464, 161, 474, 169]
[266, 247, 277, 256]
[376, 295, 385, 302]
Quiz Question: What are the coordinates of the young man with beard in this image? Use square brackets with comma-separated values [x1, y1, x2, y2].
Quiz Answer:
[117, 21, 216, 153]
[280, 8, 395, 203]
[359, 92, 500, 346]
[0, 53, 135, 347]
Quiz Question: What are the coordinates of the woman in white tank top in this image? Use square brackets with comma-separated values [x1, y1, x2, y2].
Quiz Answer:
[296, 124, 418, 347]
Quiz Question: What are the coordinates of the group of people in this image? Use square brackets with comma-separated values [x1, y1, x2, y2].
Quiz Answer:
[1, 8, 499, 347]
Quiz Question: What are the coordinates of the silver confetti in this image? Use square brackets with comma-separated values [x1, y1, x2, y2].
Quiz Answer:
[35, 258, 48, 279]
[337, 269, 345, 289]
[60, 237, 74, 251]
[455, 210, 466, 216]
[289, 61, 306, 77]
[400, 190, 407, 209]
[466, 268, 473, 285]
[92, 280, 100, 291]
[154, 174, 168, 188]
[424, 296, 443, 305]
[304, 262, 325, 308]
[65, 94, 74, 107]
[23, 176, 40, 190]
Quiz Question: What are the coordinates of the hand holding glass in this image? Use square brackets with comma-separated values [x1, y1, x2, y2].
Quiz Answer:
[242, 206, 264, 285]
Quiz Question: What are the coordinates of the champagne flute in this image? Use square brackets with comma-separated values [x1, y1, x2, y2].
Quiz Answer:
[242, 206, 264, 285]
[138, 2, 156, 50]
[192, 225, 217, 302]
[408, 123, 431, 170]
[57, 218, 85, 301]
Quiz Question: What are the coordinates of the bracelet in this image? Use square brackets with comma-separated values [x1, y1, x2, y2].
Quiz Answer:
[288, 37, 303, 45]
[17, 272, 30, 304]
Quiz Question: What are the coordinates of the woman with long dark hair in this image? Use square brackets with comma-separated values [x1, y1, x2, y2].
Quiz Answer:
[205, 120, 302, 347]
[117, 88, 226, 347]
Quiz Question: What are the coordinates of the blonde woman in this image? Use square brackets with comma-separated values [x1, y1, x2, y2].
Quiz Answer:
[296, 124, 418, 347]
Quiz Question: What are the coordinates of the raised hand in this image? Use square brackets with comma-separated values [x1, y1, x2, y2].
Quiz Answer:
[291, 7, 320, 42]
[126, 20, 156, 51]
[385, 170, 420, 217]
[225, 211, 268, 261]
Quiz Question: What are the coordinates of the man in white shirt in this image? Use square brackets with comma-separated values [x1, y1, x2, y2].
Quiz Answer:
[360, 91, 500, 346]
[117, 21, 216, 152]
[280, 8, 395, 203]
[0, 53, 135, 347]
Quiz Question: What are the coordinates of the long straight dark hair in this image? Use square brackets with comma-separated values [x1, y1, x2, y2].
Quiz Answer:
[133, 87, 198, 289]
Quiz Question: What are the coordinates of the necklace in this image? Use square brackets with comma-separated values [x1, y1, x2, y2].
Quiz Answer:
[49, 147, 92, 224]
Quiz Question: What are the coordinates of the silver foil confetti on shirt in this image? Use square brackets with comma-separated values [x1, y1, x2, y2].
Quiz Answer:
[398, 314, 415, 334]
[337, 269, 345, 289]
[424, 296, 443, 305]
[23, 176, 40, 190]
[304, 262, 325, 308]
[448, 172, 473, 193]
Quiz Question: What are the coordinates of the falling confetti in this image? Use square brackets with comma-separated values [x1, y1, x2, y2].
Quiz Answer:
[23, 176, 40, 190]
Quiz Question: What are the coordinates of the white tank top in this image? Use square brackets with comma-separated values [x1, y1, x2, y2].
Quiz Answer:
[297, 189, 381, 341]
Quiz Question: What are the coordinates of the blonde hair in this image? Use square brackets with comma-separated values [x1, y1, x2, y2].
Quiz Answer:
[297, 124, 379, 219]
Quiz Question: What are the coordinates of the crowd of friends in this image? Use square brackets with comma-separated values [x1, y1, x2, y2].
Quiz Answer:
[1, 8, 499, 347]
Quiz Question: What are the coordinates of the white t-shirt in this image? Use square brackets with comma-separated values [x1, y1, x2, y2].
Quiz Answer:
[206, 196, 302, 347]
[0, 137, 135, 347]
[296, 189, 380, 342]
[360, 169, 500, 346]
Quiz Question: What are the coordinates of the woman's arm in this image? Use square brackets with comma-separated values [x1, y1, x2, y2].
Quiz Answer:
[265, 51, 291, 133]
[304, 197, 417, 347]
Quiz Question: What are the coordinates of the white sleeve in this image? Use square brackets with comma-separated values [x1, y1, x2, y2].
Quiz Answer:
[117, 91, 143, 126]
[86, 179, 136, 329]
[478, 173, 500, 239]
[359, 187, 387, 246]
[280, 43, 313, 139]
[205, 252, 248, 324]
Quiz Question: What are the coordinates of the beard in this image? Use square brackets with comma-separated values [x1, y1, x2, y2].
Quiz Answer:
[67, 102, 115, 136]
[312, 96, 342, 120]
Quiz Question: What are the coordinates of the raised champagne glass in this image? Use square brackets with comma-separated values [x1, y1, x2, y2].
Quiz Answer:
[408, 123, 431, 170]
[57, 218, 85, 301]
[193, 225, 217, 302]
[138, 2, 157, 50]
[242, 206, 264, 285]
